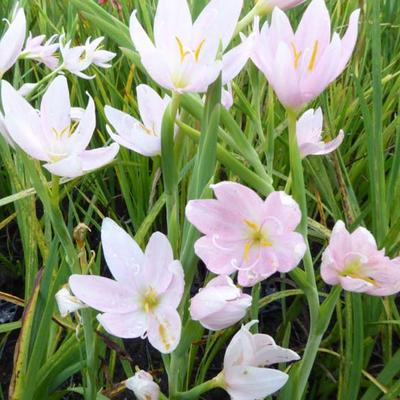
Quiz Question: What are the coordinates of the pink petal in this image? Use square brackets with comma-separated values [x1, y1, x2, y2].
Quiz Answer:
[263, 192, 302, 232]
[161, 260, 185, 309]
[43, 154, 83, 178]
[339, 276, 373, 293]
[69, 274, 138, 313]
[295, 0, 331, 53]
[336, 9, 360, 77]
[224, 323, 256, 368]
[140, 50, 175, 90]
[101, 217, 145, 283]
[147, 306, 182, 353]
[222, 40, 250, 84]
[97, 310, 147, 338]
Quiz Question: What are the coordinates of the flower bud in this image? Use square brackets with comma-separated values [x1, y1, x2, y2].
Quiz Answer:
[190, 276, 252, 330]
[125, 370, 160, 400]
[55, 286, 86, 317]
[255, 0, 305, 15]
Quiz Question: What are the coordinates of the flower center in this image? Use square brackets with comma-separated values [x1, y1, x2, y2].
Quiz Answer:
[142, 287, 159, 313]
[290, 40, 319, 71]
[243, 219, 272, 261]
[340, 258, 377, 286]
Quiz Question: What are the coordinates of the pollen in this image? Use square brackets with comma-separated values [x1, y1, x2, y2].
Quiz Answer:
[142, 287, 159, 313]
[159, 323, 171, 351]
[243, 219, 272, 261]
[308, 40, 319, 71]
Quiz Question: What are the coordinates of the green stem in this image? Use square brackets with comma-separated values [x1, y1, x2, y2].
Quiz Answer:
[171, 377, 220, 400]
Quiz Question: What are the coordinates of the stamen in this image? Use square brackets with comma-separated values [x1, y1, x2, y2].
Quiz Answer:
[194, 39, 206, 61]
[308, 40, 319, 71]
[175, 36, 187, 63]
[291, 42, 302, 69]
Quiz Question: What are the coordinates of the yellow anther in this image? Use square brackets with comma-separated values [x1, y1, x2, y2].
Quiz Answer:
[142, 287, 159, 313]
[291, 42, 302, 69]
[194, 39, 206, 61]
[175, 36, 187, 63]
[159, 323, 171, 351]
[308, 40, 319, 71]
[243, 219, 272, 261]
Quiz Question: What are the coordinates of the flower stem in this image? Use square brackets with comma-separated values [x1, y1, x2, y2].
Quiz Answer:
[171, 377, 220, 400]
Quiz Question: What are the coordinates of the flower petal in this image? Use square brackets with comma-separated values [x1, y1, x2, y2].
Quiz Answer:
[129, 10, 155, 54]
[147, 306, 182, 353]
[43, 154, 83, 178]
[69, 275, 138, 313]
[97, 310, 147, 339]
[101, 217, 145, 283]
[80, 143, 119, 173]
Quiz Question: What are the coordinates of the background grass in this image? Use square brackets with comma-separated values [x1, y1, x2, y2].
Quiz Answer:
[0, 0, 400, 399]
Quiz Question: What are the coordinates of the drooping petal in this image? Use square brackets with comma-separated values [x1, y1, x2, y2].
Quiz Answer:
[80, 143, 120, 172]
[225, 366, 289, 400]
[2, 80, 48, 161]
[299, 130, 344, 158]
[97, 310, 147, 338]
[101, 217, 145, 283]
[147, 306, 182, 353]
[69, 275, 139, 313]
[0, 8, 26, 76]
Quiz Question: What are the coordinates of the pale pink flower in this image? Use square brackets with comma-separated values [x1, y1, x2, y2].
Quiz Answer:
[222, 84, 234, 110]
[21, 33, 59, 69]
[256, 0, 305, 13]
[55, 287, 86, 317]
[69, 218, 184, 353]
[251, 0, 360, 110]
[105, 84, 171, 156]
[60, 36, 116, 79]
[186, 181, 306, 287]
[129, 0, 248, 93]
[190, 275, 252, 330]
[1, 76, 119, 178]
[220, 321, 300, 399]
[125, 370, 160, 400]
[297, 108, 344, 158]
[321, 221, 400, 296]
[0, 7, 26, 78]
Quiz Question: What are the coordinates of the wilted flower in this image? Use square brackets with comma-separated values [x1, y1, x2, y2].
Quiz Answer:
[251, 0, 360, 110]
[60, 36, 116, 79]
[105, 84, 171, 156]
[186, 181, 306, 287]
[297, 108, 344, 158]
[125, 370, 160, 400]
[219, 321, 300, 399]
[129, 0, 248, 93]
[55, 287, 86, 317]
[20, 33, 59, 69]
[1, 75, 119, 178]
[190, 275, 252, 330]
[321, 221, 400, 296]
[0, 7, 26, 78]
[69, 218, 184, 353]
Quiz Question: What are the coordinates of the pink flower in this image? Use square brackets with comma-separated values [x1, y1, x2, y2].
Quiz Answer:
[69, 218, 184, 353]
[125, 370, 160, 400]
[321, 221, 400, 296]
[220, 321, 300, 399]
[256, 0, 305, 13]
[21, 33, 59, 69]
[105, 84, 171, 156]
[190, 275, 252, 330]
[186, 181, 306, 287]
[251, 0, 360, 110]
[129, 0, 248, 93]
[1, 76, 119, 178]
[297, 108, 344, 158]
